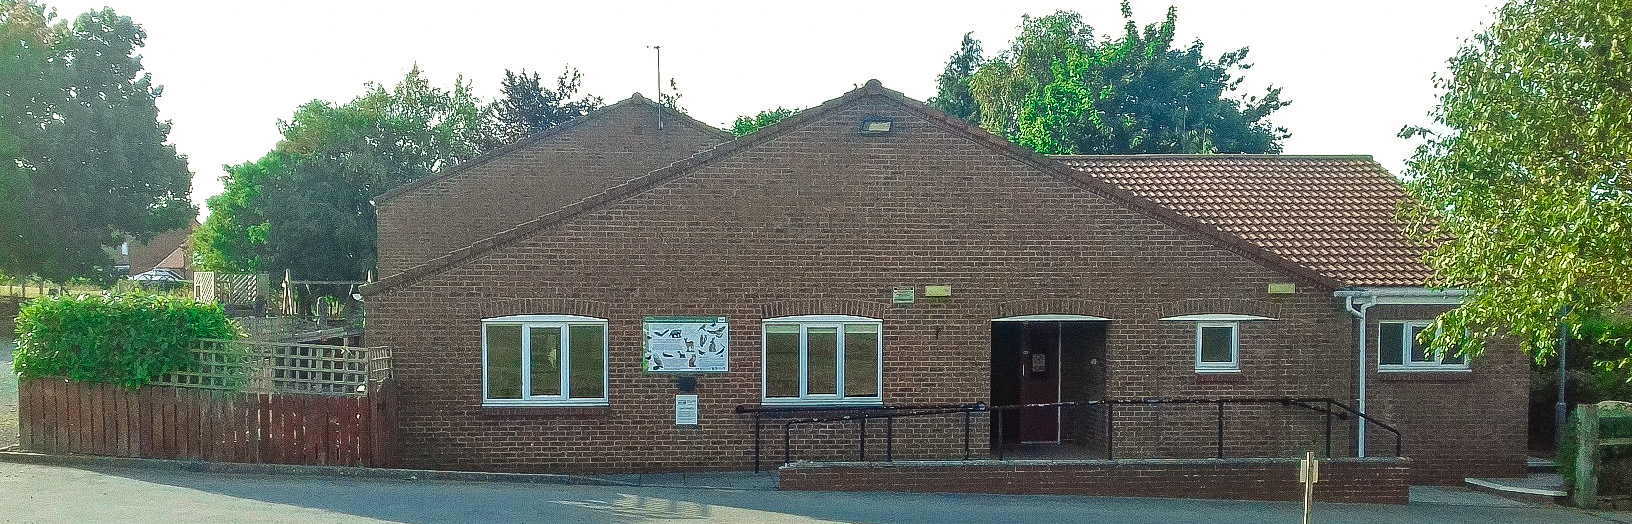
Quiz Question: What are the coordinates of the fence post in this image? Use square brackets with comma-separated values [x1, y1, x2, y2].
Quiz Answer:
[282, 269, 293, 316]
[1574, 404, 1600, 509]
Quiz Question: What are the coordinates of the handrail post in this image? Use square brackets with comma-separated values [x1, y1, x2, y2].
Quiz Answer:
[1216, 399, 1225, 459]
[963, 410, 972, 460]
[996, 409, 1005, 461]
[1324, 400, 1333, 458]
[886, 416, 894, 462]
[783, 422, 792, 465]
[754, 414, 763, 473]
[1106, 403, 1115, 460]
[859, 417, 867, 461]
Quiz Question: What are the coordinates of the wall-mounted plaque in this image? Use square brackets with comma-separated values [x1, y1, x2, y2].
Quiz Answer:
[643, 316, 729, 373]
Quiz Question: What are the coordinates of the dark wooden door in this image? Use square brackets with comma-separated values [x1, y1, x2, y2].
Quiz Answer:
[1019, 323, 1060, 443]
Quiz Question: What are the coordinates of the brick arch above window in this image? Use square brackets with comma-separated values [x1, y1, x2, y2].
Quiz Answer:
[479, 298, 609, 319]
[1152, 298, 1280, 320]
[761, 299, 888, 320]
[990, 298, 1118, 320]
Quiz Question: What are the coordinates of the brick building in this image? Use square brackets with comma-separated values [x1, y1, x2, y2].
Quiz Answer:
[374, 93, 730, 276]
[362, 80, 1526, 485]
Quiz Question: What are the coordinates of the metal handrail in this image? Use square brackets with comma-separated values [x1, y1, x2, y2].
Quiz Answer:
[780, 404, 988, 467]
[751, 397, 1404, 469]
[735, 402, 979, 472]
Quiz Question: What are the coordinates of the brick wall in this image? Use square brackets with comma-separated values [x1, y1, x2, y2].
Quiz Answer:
[365, 90, 1522, 477]
[1363, 304, 1528, 484]
[778, 457, 1412, 504]
[374, 98, 728, 276]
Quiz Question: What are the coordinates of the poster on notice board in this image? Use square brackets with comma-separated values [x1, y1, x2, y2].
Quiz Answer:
[643, 316, 728, 373]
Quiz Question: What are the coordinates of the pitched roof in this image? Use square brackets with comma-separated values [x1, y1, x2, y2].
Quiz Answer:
[127, 222, 195, 275]
[373, 93, 731, 205]
[1054, 155, 1431, 286]
[366, 80, 1349, 295]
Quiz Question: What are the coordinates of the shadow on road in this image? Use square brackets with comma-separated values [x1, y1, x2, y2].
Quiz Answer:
[59, 463, 1616, 524]
[76, 465, 849, 524]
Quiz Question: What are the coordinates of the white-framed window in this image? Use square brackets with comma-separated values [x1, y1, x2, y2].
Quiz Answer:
[1160, 314, 1272, 373]
[1195, 322, 1240, 372]
[481, 314, 608, 406]
[1379, 320, 1467, 371]
[762, 315, 882, 405]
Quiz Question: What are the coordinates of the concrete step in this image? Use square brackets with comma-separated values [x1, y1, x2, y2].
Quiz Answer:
[1464, 474, 1566, 506]
[1528, 457, 1558, 474]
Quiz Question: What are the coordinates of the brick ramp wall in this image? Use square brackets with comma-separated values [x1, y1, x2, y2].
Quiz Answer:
[779, 457, 1411, 504]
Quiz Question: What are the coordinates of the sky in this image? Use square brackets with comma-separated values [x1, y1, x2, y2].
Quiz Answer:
[41, 0, 1503, 215]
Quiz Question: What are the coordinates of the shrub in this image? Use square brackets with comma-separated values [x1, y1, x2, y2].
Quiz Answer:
[12, 292, 239, 387]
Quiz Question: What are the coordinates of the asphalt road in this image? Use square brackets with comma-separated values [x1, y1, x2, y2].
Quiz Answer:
[1, 462, 1627, 524]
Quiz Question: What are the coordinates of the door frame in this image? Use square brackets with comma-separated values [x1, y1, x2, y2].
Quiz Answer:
[991, 315, 1111, 444]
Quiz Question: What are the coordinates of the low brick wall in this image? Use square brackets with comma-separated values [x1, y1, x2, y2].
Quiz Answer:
[779, 457, 1411, 504]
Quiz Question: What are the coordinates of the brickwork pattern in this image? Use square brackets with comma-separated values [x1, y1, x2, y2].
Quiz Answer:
[778, 458, 1412, 504]
[374, 98, 728, 275]
[367, 88, 1526, 478]
[1363, 304, 1529, 484]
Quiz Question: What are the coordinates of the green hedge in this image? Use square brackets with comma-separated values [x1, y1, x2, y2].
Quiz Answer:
[12, 293, 238, 387]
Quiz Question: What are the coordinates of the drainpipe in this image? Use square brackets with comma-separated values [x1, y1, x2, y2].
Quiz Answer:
[1342, 295, 1376, 457]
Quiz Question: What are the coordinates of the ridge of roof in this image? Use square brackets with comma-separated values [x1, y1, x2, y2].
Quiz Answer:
[364, 79, 1343, 296]
[373, 93, 731, 205]
[1050, 154, 1377, 161]
[364, 82, 885, 295]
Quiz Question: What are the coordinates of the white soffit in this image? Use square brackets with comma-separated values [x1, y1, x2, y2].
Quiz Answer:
[1332, 287, 1469, 305]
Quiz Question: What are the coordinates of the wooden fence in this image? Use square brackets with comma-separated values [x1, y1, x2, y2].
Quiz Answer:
[16, 378, 398, 467]
[149, 339, 390, 395]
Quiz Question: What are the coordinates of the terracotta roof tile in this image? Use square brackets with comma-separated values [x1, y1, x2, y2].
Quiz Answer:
[1054, 155, 1431, 287]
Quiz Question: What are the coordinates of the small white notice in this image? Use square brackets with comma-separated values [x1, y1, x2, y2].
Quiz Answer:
[675, 394, 700, 426]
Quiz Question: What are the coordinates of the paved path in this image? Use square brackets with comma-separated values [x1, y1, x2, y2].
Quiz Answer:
[3, 462, 1630, 524]
[0, 341, 16, 450]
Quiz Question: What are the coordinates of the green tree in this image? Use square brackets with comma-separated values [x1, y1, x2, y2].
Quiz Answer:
[0, 2, 193, 283]
[927, 32, 983, 123]
[1401, 0, 1632, 365]
[194, 66, 495, 281]
[964, 3, 1288, 155]
[492, 66, 603, 145]
[730, 107, 800, 136]
[659, 78, 684, 112]
[190, 154, 278, 273]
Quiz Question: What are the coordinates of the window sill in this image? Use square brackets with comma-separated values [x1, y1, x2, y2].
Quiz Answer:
[482, 405, 611, 417]
[760, 399, 886, 409]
